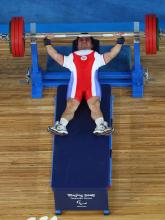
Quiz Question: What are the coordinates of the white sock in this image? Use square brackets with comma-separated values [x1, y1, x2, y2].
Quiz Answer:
[95, 117, 104, 126]
[60, 118, 69, 126]
[50, 216, 58, 220]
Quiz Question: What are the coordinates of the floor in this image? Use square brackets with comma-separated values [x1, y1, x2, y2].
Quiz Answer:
[0, 38, 165, 220]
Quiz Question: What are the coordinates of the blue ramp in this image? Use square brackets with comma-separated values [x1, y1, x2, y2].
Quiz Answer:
[51, 85, 113, 213]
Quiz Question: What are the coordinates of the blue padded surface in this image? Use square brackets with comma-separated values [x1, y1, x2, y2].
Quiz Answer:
[51, 85, 112, 189]
[1, 0, 165, 24]
[46, 45, 131, 73]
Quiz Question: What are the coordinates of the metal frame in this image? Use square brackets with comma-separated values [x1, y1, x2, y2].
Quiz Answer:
[30, 40, 144, 98]
[31, 42, 43, 98]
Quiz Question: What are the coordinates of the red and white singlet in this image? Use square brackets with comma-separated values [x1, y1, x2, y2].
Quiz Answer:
[63, 50, 105, 102]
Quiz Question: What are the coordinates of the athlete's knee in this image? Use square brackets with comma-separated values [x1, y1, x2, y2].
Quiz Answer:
[88, 97, 101, 112]
[65, 99, 79, 114]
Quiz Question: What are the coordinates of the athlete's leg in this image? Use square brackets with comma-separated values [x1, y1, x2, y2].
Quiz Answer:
[87, 96, 114, 135]
[48, 98, 80, 135]
[87, 96, 103, 120]
[61, 98, 80, 122]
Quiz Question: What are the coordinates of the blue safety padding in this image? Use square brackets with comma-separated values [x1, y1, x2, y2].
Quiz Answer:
[51, 85, 112, 189]
[46, 45, 131, 73]
[100, 46, 131, 72]
[1, 0, 165, 25]
[2, 22, 165, 33]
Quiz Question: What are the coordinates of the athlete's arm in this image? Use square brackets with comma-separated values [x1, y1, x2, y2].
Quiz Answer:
[44, 37, 64, 66]
[103, 37, 125, 64]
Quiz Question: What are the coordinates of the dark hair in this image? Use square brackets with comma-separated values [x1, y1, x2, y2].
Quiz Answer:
[72, 36, 100, 52]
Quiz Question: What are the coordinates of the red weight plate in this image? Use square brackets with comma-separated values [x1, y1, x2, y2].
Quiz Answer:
[18, 18, 23, 56]
[11, 17, 16, 56]
[145, 15, 148, 54]
[148, 15, 153, 54]
[12, 17, 19, 56]
[17, 17, 22, 56]
[18, 17, 25, 56]
[145, 15, 150, 54]
[15, 17, 25, 56]
[146, 14, 157, 54]
[152, 15, 157, 54]
[14, 17, 20, 56]
[10, 17, 25, 57]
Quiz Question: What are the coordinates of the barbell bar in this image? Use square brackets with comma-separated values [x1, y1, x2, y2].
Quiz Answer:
[25, 32, 137, 38]
[24, 31, 164, 38]
[0, 14, 162, 57]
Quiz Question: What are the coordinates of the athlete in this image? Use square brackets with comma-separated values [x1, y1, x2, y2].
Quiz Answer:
[44, 35, 125, 135]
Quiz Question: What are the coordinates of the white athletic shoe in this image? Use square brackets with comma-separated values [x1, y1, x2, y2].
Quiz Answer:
[39, 216, 49, 220]
[93, 121, 114, 136]
[48, 121, 68, 135]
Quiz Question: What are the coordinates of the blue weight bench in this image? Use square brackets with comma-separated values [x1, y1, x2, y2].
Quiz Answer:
[46, 44, 133, 215]
[51, 85, 113, 215]
[28, 39, 144, 215]
[30, 42, 144, 98]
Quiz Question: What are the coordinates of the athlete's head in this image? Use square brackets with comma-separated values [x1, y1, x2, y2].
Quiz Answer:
[72, 34, 100, 52]
[77, 37, 93, 50]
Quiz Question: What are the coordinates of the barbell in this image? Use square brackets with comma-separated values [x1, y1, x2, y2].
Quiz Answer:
[0, 14, 162, 57]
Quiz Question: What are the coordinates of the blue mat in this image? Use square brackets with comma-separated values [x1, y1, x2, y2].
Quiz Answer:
[51, 85, 112, 189]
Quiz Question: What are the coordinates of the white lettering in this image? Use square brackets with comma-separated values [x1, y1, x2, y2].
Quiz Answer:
[26, 216, 58, 220]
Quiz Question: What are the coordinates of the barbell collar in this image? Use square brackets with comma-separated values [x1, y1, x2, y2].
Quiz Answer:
[160, 32, 165, 37]
[0, 33, 9, 40]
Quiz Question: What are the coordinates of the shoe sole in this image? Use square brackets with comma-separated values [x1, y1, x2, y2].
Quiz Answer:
[47, 126, 68, 136]
[104, 127, 115, 136]
[47, 126, 114, 136]
[94, 128, 115, 136]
